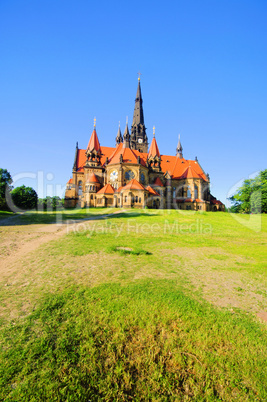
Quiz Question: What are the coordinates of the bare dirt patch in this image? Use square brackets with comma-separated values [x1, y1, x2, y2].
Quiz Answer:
[160, 247, 267, 315]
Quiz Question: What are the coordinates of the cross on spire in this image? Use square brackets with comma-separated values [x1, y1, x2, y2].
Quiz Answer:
[137, 71, 142, 81]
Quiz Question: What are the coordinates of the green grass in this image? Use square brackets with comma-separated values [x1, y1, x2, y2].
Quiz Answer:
[0, 209, 267, 400]
[0, 207, 117, 224]
[1, 281, 267, 401]
[0, 210, 15, 220]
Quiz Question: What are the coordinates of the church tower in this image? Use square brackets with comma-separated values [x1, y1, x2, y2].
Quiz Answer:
[130, 77, 148, 153]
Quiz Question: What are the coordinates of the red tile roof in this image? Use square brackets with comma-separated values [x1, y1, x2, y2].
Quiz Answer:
[154, 177, 164, 186]
[148, 137, 160, 157]
[97, 183, 114, 194]
[75, 145, 208, 182]
[179, 165, 202, 180]
[87, 129, 101, 152]
[146, 185, 160, 196]
[120, 179, 146, 191]
[108, 143, 147, 167]
[87, 172, 100, 183]
[211, 199, 223, 205]
[67, 178, 73, 184]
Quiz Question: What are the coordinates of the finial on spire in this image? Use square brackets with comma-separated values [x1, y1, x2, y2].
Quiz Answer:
[137, 71, 142, 81]
[126, 116, 128, 125]
[119, 121, 120, 128]
[153, 126, 155, 137]
[93, 117, 96, 128]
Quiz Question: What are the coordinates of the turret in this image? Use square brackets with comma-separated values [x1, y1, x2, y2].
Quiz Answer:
[73, 141, 78, 171]
[147, 127, 161, 171]
[176, 134, 183, 158]
[123, 119, 130, 148]
[86, 118, 101, 166]
[115, 122, 123, 145]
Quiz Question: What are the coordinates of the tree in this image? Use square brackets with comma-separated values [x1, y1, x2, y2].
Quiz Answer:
[0, 168, 13, 210]
[38, 196, 63, 211]
[11, 186, 38, 211]
[229, 169, 267, 213]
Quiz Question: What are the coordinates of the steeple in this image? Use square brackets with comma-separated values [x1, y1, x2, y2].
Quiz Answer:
[115, 122, 123, 145]
[176, 134, 183, 158]
[123, 119, 130, 148]
[87, 118, 101, 153]
[130, 77, 148, 152]
[147, 126, 161, 171]
[73, 141, 78, 171]
[132, 78, 144, 126]
[148, 126, 160, 158]
[86, 118, 101, 166]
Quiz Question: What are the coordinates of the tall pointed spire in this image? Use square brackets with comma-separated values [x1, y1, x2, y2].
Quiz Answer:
[132, 78, 144, 126]
[130, 76, 148, 152]
[148, 127, 160, 158]
[176, 134, 183, 158]
[73, 141, 79, 171]
[115, 122, 123, 145]
[123, 118, 130, 148]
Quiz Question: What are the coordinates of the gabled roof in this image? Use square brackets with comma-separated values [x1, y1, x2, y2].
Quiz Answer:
[179, 165, 202, 180]
[154, 177, 164, 187]
[87, 129, 101, 152]
[87, 172, 100, 183]
[161, 156, 208, 181]
[211, 199, 223, 205]
[146, 185, 160, 196]
[108, 143, 147, 166]
[97, 183, 114, 195]
[67, 178, 73, 184]
[148, 136, 160, 158]
[120, 179, 146, 191]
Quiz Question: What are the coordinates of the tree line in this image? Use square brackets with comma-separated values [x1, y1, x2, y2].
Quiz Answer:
[0, 168, 64, 211]
[228, 169, 267, 213]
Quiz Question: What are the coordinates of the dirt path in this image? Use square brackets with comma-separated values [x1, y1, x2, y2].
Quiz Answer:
[0, 214, 111, 280]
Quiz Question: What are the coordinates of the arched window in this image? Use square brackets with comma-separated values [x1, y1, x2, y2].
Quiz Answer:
[140, 173, 145, 184]
[135, 196, 138, 203]
[139, 197, 141, 203]
[125, 196, 127, 203]
[194, 185, 198, 199]
[187, 186, 191, 198]
[173, 187, 176, 199]
[78, 181, 83, 196]
[91, 195, 93, 200]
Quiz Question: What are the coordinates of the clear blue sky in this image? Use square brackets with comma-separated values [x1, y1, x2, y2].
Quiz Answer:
[0, 0, 266, 205]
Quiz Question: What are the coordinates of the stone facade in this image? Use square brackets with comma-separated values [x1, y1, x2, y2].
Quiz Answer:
[65, 79, 224, 211]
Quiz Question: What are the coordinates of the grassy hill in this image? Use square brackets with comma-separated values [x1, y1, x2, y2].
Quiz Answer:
[0, 209, 266, 401]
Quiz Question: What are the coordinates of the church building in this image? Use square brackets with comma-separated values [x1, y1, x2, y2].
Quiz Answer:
[64, 79, 224, 211]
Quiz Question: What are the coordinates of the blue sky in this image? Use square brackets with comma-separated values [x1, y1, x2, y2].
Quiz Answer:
[0, 0, 266, 205]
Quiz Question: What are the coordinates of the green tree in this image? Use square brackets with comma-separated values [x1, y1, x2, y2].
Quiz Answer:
[37, 196, 63, 211]
[229, 169, 267, 213]
[11, 186, 38, 211]
[0, 168, 13, 210]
